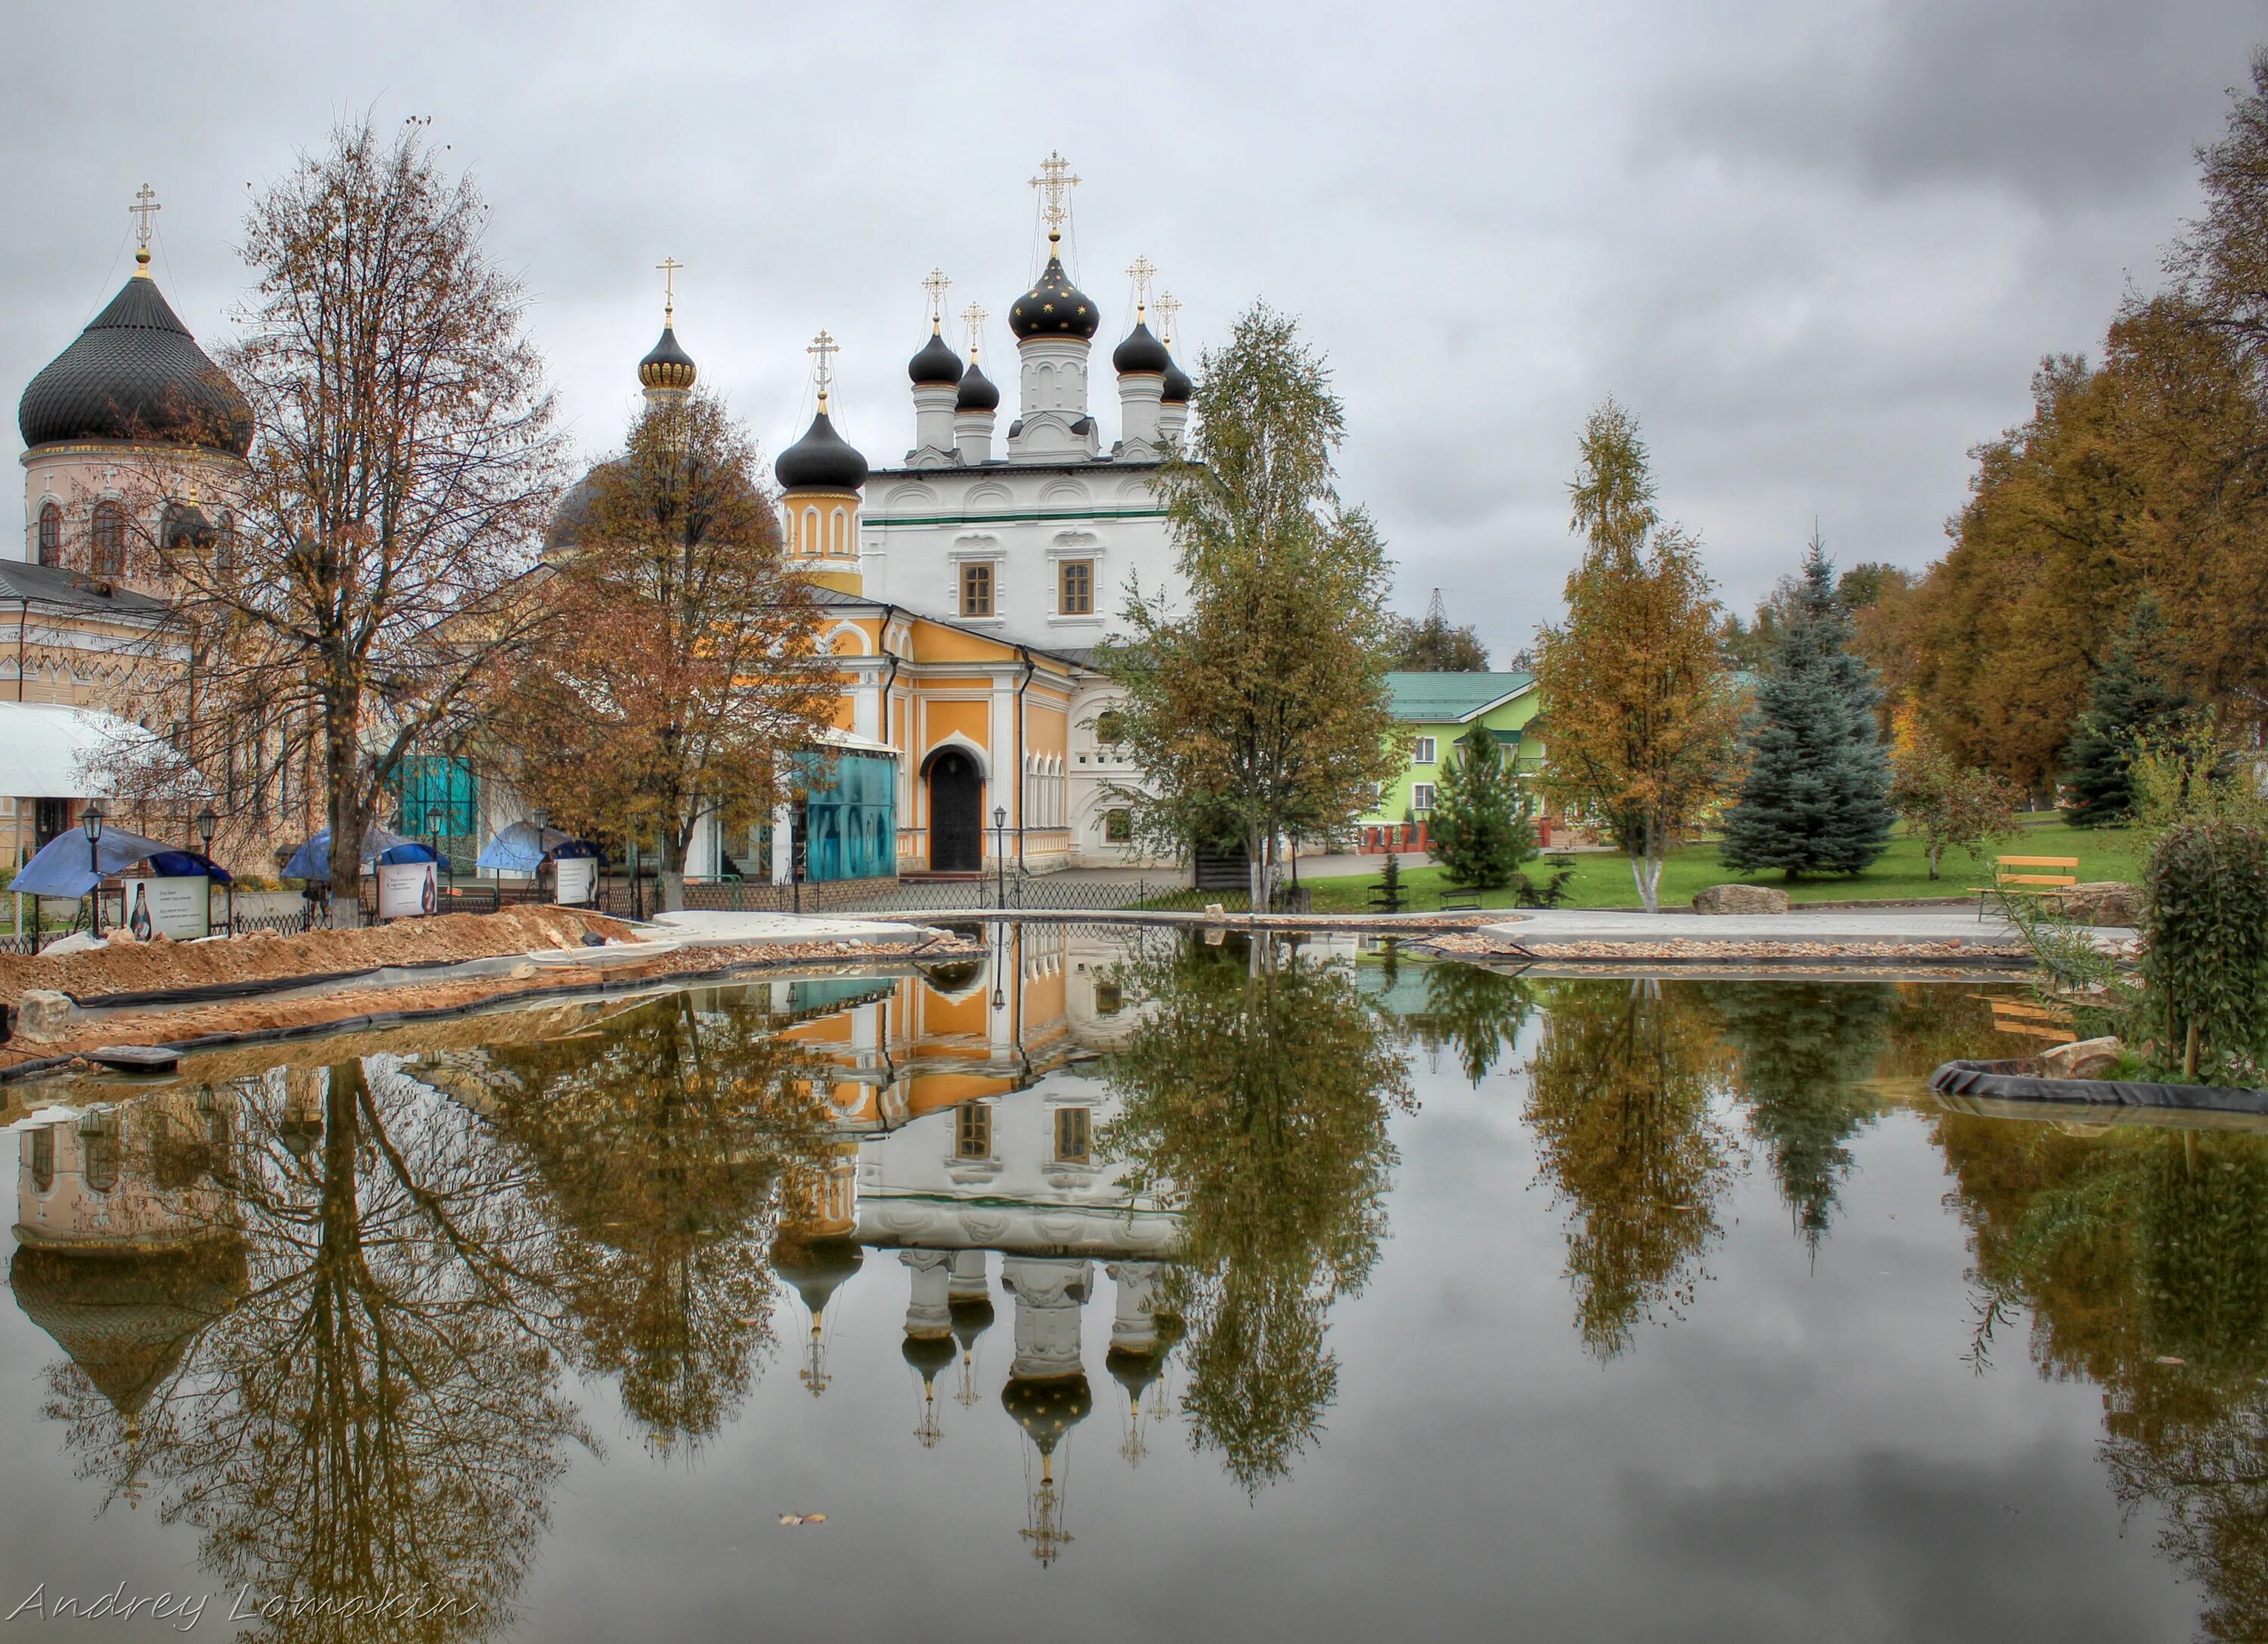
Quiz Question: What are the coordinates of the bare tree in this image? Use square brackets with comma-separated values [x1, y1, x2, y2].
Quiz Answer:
[128, 116, 563, 914]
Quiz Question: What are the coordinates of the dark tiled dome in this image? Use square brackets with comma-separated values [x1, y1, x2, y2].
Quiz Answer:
[638, 325, 696, 392]
[1111, 320, 1170, 376]
[1160, 351, 1193, 406]
[775, 410, 870, 494]
[19, 272, 252, 455]
[955, 356, 1000, 414]
[1009, 237, 1099, 341]
[908, 328, 962, 386]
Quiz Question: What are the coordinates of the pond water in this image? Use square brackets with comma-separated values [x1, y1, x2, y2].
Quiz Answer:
[0, 927, 2256, 1642]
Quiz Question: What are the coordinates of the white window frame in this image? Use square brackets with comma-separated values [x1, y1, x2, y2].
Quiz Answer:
[1411, 783, 1437, 814]
[1413, 736, 1437, 765]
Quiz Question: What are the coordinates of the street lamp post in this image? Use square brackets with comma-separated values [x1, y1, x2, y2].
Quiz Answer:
[993, 805, 1008, 909]
[82, 804, 104, 938]
[195, 805, 221, 937]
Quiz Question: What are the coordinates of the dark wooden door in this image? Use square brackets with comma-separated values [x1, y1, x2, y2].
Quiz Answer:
[929, 750, 982, 872]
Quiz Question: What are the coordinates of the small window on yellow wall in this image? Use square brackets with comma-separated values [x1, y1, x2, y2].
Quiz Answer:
[962, 561, 994, 618]
[1058, 559, 1092, 615]
[955, 1102, 992, 1159]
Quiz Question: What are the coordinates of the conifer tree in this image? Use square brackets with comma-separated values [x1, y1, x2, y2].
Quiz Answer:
[2061, 593, 2195, 827]
[1427, 727, 1535, 889]
[1720, 536, 1896, 877]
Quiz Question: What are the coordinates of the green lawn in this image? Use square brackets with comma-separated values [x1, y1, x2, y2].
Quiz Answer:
[1292, 816, 2144, 914]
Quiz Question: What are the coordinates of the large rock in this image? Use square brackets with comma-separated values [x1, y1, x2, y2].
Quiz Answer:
[2062, 882, 2143, 927]
[14, 991, 74, 1044]
[1692, 883, 1790, 915]
[2040, 1035, 2123, 1079]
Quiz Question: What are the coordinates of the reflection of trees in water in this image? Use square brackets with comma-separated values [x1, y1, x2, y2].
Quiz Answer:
[1414, 963, 1534, 1085]
[1710, 982, 1892, 1249]
[1103, 938, 1412, 1492]
[1524, 979, 1734, 1361]
[1939, 1114, 2268, 1642]
[48, 1058, 587, 1644]
[475, 988, 833, 1453]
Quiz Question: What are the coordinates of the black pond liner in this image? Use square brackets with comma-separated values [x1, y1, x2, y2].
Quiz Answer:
[1931, 1058, 2268, 1115]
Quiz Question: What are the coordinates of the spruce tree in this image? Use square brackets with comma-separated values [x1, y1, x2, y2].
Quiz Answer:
[1720, 537, 1896, 877]
[1427, 727, 1535, 888]
[2060, 594, 2193, 827]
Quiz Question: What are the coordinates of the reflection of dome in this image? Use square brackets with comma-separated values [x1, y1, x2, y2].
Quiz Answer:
[637, 325, 697, 392]
[276, 1116, 324, 1159]
[1105, 1345, 1168, 1404]
[1111, 321, 1170, 377]
[774, 411, 869, 495]
[955, 358, 1000, 414]
[10, 1242, 246, 1419]
[1009, 241, 1098, 341]
[902, 1332, 957, 1379]
[908, 329, 962, 387]
[949, 1294, 995, 1349]
[771, 1235, 864, 1317]
[1000, 1372, 1092, 1457]
[19, 271, 253, 456]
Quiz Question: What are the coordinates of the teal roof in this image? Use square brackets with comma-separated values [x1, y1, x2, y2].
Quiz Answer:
[1384, 671, 1535, 724]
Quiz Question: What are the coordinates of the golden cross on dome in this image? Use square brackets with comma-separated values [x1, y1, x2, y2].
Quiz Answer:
[129, 183, 161, 270]
[1126, 255, 1157, 318]
[922, 268, 952, 331]
[1154, 290, 1182, 346]
[961, 302, 988, 358]
[1028, 151, 1080, 236]
[807, 329, 839, 408]
[655, 256, 683, 324]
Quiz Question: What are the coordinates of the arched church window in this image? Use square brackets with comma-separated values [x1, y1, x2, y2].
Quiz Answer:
[36, 502, 60, 567]
[90, 501, 126, 578]
[832, 507, 847, 556]
[803, 507, 819, 555]
[28, 1128, 53, 1195]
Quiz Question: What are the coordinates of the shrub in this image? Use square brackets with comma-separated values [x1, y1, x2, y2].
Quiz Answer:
[2141, 820, 2268, 1082]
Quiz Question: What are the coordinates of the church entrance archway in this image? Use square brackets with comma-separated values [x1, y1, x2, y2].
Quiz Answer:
[927, 749, 983, 873]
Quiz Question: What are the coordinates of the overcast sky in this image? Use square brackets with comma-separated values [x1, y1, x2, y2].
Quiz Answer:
[2, 0, 2260, 657]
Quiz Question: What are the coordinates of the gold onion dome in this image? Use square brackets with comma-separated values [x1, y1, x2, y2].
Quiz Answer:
[1008, 234, 1098, 340]
[637, 324, 697, 392]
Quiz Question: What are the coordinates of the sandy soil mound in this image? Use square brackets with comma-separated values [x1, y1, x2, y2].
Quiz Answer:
[0, 907, 631, 1004]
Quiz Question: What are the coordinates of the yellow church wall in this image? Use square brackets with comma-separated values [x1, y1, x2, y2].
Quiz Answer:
[922, 699, 990, 755]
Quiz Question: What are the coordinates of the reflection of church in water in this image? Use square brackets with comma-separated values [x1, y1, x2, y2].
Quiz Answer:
[763, 923, 1179, 1562]
[9, 926, 1174, 1563]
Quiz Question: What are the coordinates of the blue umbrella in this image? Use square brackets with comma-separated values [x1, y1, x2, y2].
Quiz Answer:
[281, 825, 437, 882]
[475, 820, 600, 873]
[8, 826, 208, 899]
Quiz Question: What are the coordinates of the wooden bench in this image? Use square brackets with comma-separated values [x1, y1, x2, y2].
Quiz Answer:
[1972, 855, 2080, 920]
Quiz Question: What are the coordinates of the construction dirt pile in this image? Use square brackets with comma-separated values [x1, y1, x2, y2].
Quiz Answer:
[1, 928, 986, 1073]
[0, 907, 631, 1004]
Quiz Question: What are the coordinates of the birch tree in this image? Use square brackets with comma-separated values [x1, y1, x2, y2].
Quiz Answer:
[1533, 402, 1744, 911]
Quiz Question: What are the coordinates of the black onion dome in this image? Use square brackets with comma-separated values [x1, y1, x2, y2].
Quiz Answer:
[775, 409, 870, 493]
[1009, 244, 1099, 340]
[999, 1372, 1093, 1456]
[638, 325, 696, 392]
[902, 1332, 958, 1379]
[1111, 320, 1170, 377]
[955, 357, 1000, 414]
[20, 273, 252, 456]
[908, 328, 963, 387]
[1160, 352, 1193, 405]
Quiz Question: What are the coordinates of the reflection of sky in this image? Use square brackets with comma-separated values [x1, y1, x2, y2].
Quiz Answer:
[0, 988, 2202, 1641]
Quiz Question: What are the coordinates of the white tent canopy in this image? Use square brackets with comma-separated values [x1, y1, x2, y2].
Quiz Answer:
[0, 703, 173, 799]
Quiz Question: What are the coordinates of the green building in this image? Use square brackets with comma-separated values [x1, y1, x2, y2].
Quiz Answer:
[1358, 672, 1544, 854]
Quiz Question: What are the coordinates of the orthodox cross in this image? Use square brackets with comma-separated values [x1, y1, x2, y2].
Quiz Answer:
[922, 268, 952, 331]
[961, 302, 988, 358]
[1028, 151, 1080, 234]
[807, 329, 839, 408]
[1125, 255, 1157, 318]
[655, 256, 683, 324]
[129, 184, 161, 264]
[1154, 290, 1182, 346]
